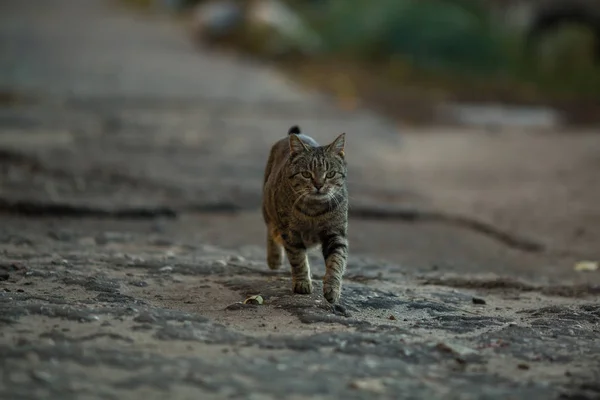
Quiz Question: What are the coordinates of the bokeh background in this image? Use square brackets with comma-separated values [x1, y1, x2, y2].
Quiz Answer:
[1, 0, 599, 283]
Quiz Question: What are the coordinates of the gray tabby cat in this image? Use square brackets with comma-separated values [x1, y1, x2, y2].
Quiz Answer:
[262, 125, 349, 304]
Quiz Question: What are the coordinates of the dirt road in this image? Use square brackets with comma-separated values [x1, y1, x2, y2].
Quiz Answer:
[1, 1, 599, 399]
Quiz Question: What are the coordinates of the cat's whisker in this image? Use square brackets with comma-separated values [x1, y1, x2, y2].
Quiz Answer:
[327, 192, 339, 211]
[292, 190, 309, 209]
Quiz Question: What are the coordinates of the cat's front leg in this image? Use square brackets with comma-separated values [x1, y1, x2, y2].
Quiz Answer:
[282, 232, 313, 295]
[320, 231, 348, 303]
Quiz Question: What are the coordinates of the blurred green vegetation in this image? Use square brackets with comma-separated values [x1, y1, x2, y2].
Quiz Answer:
[281, 0, 600, 102]
[294, 0, 504, 72]
[119, 0, 600, 104]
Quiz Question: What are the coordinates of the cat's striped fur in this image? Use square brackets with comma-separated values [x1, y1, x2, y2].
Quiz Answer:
[262, 125, 349, 303]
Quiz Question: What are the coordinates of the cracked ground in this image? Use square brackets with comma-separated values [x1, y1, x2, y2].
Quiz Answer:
[1, 1, 600, 399]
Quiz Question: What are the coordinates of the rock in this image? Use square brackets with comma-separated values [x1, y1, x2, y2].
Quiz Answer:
[159, 266, 173, 273]
[574, 261, 598, 272]
[134, 312, 157, 323]
[165, 250, 176, 258]
[472, 297, 486, 305]
[31, 370, 53, 383]
[129, 280, 149, 287]
[348, 378, 386, 393]
[435, 342, 479, 357]
[225, 302, 257, 310]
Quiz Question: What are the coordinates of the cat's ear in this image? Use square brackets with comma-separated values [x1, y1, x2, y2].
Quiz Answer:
[289, 134, 309, 154]
[327, 133, 346, 158]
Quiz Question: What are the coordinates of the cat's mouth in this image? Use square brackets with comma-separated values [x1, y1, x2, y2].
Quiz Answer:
[308, 192, 330, 201]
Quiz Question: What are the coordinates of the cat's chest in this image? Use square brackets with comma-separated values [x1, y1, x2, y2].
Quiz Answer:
[291, 218, 325, 246]
[300, 230, 320, 247]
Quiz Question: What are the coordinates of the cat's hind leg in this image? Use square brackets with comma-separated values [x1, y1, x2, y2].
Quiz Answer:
[266, 225, 284, 270]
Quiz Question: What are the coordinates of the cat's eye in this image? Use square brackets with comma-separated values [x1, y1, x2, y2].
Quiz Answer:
[325, 171, 336, 179]
[301, 172, 312, 179]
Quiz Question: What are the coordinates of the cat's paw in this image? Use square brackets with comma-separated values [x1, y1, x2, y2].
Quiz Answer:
[267, 261, 283, 270]
[323, 283, 341, 304]
[292, 279, 313, 294]
[267, 253, 283, 270]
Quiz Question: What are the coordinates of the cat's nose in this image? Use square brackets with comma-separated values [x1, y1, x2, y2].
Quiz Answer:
[314, 182, 324, 191]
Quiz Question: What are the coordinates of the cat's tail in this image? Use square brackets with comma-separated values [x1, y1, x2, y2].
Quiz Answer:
[288, 125, 301, 135]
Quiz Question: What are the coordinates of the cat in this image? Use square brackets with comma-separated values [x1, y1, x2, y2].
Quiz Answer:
[262, 125, 348, 304]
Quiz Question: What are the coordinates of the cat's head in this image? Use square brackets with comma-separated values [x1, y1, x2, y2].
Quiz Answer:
[287, 133, 347, 201]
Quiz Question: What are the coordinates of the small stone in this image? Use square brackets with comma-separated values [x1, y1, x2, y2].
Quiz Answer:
[213, 260, 227, 267]
[455, 357, 467, 365]
[129, 280, 149, 287]
[16, 289, 24, 293]
[229, 255, 245, 262]
[574, 261, 598, 272]
[435, 342, 478, 357]
[518, 363, 530, 370]
[165, 250, 176, 258]
[133, 312, 157, 324]
[125, 255, 145, 263]
[348, 378, 386, 393]
[472, 297, 486, 305]
[226, 302, 256, 310]
[31, 370, 53, 383]
[159, 266, 173, 273]
[333, 304, 350, 317]
[388, 314, 396, 320]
